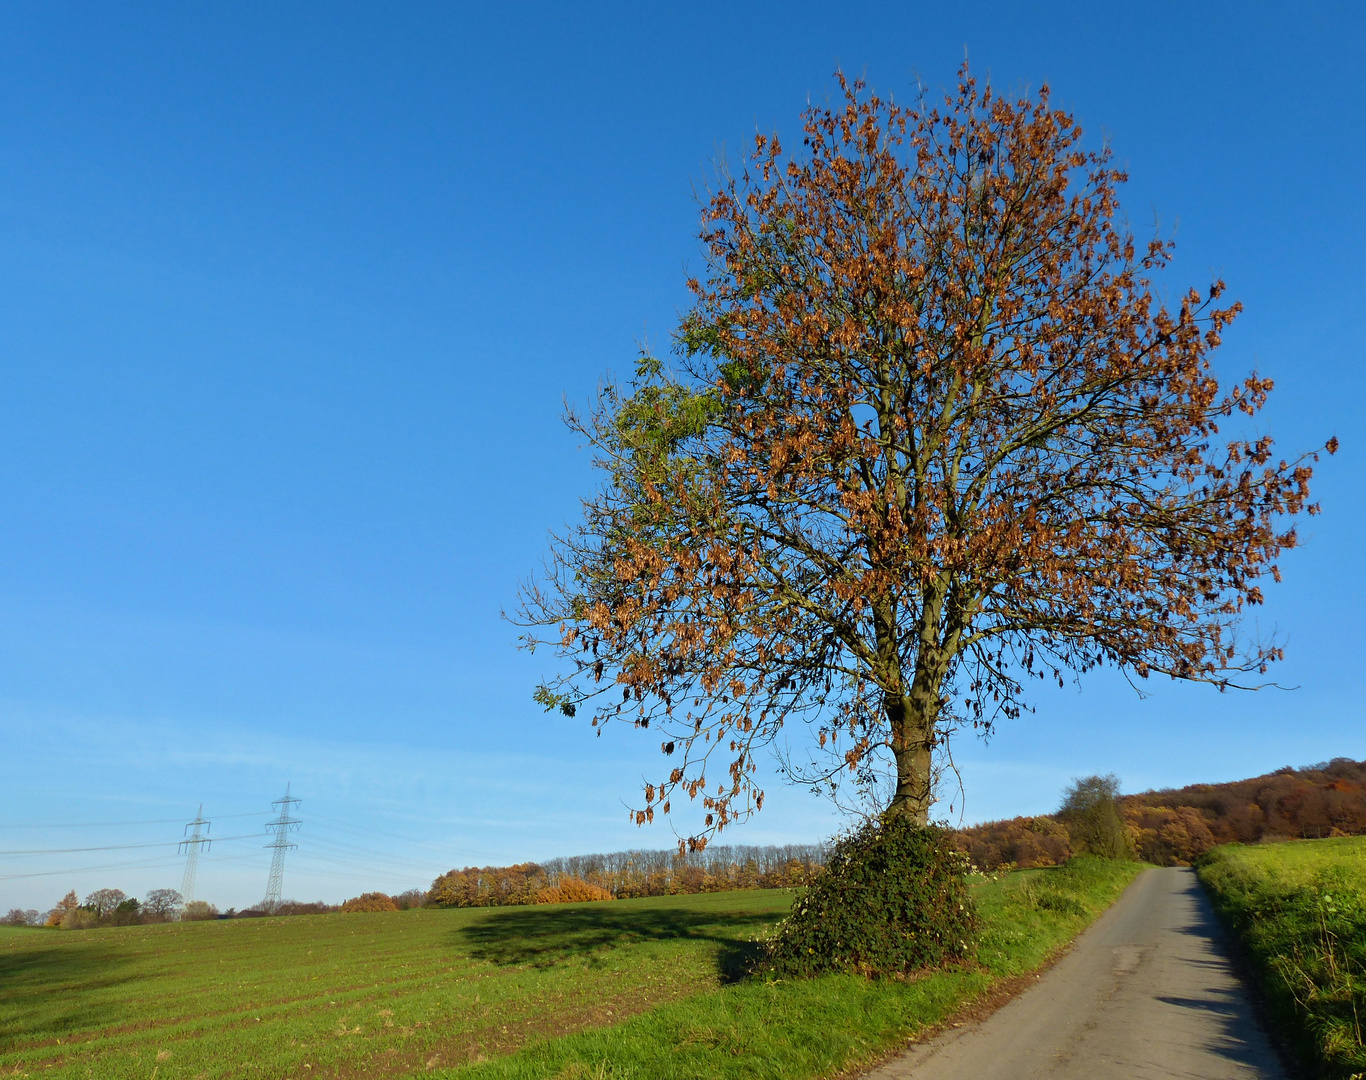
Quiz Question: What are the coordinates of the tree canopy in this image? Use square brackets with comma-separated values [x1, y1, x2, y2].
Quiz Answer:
[517, 67, 1333, 847]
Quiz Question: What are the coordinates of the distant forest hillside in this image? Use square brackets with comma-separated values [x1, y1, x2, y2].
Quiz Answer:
[958, 758, 1366, 870]
[424, 759, 1366, 907]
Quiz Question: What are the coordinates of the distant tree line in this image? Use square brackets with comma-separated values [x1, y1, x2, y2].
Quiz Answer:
[27, 888, 190, 930]
[229, 889, 430, 917]
[957, 758, 1366, 870]
[429, 843, 828, 908]
[25, 887, 431, 930]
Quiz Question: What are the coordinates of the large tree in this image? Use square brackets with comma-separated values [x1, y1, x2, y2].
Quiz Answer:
[517, 69, 1333, 845]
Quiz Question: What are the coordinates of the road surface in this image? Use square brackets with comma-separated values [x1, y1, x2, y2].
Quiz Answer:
[866, 866, 1288, 1079]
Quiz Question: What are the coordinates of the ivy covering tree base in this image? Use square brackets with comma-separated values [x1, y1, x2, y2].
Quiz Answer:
[760, 816, 977, 979]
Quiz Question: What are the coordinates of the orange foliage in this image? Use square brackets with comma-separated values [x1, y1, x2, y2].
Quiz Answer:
[429, 863, 548, 907]
[340, 892, 399, 913]
[1121, 757, 1366, 863]
[1123, 805, 1217, 866]
[44, 890, 79, 927]
[954, 816, 1072, 870]
[958, 758, 1366, 870]
[534, 877, 612, 904]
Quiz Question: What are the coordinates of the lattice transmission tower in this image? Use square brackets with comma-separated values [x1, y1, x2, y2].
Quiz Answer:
[261, 784, 302, 912]
[178, 804, 212, 904]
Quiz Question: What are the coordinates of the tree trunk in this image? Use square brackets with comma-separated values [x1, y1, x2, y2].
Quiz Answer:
[875, 589, 943, 826]
[885, 681, 937, 825]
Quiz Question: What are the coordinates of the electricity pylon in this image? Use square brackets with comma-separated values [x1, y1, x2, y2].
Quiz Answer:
[178, 804, 211, 904]
[261, 784, 302, 913]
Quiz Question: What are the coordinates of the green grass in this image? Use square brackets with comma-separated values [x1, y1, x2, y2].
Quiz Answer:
[0, 859, 1143, 1080]
[1198, 836, 1366, 1080]
[445, 855, 1144, 1080]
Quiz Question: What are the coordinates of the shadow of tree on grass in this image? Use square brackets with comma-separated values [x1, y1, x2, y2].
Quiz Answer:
[0, 943, 136, 1046]
[457, 904, 775, 982]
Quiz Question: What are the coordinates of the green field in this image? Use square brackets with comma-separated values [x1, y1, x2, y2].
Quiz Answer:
[1198, 836, 1366, 1080]
[1, 858, 1142, 1080]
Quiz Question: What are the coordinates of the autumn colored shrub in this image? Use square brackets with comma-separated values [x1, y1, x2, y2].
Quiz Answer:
[430, 863, 548, 907]
[44, 891, 79, 927]
[534, 877, 613, 904]
[182, 900, 219, 921]
[761, 817, 976, 979]
[341, 892, 399, 913]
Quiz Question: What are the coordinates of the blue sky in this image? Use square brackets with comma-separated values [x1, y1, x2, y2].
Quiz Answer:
[1, 2, 1362, 912]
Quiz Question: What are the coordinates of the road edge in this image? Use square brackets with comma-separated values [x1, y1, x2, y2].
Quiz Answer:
[834, 865, 1155, 1080]
[1191, 866, 1315, 1080]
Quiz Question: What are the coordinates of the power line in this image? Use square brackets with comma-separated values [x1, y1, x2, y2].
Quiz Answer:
[0, 832, 261, 857]
[0, 847, 430, 892]
[0, 811, 270, 831]
[304, 833, 446, 870]
[0, 855, 188, 882]
[269, 861, 432, 885]
[307, 813, 478, 857]
[0, 798, 480, 897]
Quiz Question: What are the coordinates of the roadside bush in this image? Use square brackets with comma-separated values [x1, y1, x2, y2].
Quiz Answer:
[182, 901, 219, 921]
[535, 877, 612, 904]
[760, 816, 977, 979]
[341, 892, 399, 913]
[1015, 857, 1123, 915]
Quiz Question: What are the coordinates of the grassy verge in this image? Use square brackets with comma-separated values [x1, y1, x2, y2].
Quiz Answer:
[440, 856, 1144, 1080]
[1197, 836, 1366, 1080]
[0, 858, 1142, 1080]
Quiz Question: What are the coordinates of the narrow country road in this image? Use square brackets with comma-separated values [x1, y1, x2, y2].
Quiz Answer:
[866, 867, 1288, 1079]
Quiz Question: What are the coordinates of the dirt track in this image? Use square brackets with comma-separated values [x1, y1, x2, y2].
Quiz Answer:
[865, 867, 1288, 1079]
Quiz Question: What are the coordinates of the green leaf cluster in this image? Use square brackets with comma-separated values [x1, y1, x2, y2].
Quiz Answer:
[603, 354, 721, 500]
